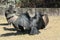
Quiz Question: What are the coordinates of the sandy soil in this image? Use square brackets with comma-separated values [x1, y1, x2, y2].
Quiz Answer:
[0, 16, 60, 40]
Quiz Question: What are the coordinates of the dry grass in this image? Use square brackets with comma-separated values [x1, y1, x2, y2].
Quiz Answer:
[0, 16, 60, 40]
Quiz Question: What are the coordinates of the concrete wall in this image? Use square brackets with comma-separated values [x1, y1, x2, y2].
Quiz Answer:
[0, 7, 60, 16]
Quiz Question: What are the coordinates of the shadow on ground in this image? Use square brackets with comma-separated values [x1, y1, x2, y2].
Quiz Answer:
[0, 27, 30, 37]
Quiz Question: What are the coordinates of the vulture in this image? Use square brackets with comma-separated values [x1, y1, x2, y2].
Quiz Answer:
[5, 5, 49, 35]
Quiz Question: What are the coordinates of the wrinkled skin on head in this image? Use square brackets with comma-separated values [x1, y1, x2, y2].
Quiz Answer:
[42, 14, 49, 26]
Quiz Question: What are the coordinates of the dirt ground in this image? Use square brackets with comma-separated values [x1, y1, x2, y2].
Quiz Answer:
[0, 16, 60, 40]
